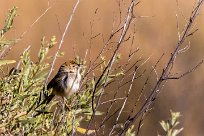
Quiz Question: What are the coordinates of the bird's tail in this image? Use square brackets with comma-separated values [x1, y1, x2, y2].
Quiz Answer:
[34, 94, 55, 110]
[45, 94, 55, 105]
[32, 94, 55, 117]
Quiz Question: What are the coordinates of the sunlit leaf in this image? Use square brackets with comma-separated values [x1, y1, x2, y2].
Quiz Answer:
[76, 127, 95, 135]
[0, 59, 16, 66]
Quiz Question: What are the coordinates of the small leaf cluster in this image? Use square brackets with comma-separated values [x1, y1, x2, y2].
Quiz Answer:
[159, 110, 183, 136]
[0, 6, 18, 49]
[125, 125, 136, 136]
[0, 36, 57, 134]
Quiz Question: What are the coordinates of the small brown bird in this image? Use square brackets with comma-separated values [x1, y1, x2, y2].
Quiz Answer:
[44, 60, 83, 105]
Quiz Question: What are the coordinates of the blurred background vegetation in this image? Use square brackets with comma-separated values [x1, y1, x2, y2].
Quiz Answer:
[0, 0, 204, 135]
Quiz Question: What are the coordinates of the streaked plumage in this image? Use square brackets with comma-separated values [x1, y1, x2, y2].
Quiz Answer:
[44, 61, 82, 105]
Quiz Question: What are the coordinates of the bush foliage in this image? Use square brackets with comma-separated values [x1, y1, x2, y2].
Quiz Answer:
[0, 6, 186, 136]
[0, 7, 123, 135]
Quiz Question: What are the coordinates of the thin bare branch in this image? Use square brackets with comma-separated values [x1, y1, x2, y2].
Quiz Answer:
[176, 14, 181, 41]
[178, 41, 191, 54]
[45, 0, 81, 85]
[163, 60, 204, 80]
[119, 1, 204, 134]
[186, 28, 199, 37]
[20, 5, 53, 40]
[85, 0, 138, 135]
[108, 65, 137, 135]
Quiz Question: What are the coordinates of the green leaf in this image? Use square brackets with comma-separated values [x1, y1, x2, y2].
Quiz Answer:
[1, 6, 18, 36]
[172, 128, 184, 136]
[159, 111, 183, 136]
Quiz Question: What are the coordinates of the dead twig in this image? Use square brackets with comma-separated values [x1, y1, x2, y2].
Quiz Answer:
[119, 1, 204, 135]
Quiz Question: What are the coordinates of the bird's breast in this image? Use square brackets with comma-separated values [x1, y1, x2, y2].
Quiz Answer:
[65, 74, 81, 96]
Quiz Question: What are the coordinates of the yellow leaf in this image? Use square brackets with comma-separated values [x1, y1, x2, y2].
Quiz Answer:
[0, 60, 16, 66]
[76, 127, 95, 135]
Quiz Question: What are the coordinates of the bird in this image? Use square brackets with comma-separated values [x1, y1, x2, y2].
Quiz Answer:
[43, 60, 83, 106]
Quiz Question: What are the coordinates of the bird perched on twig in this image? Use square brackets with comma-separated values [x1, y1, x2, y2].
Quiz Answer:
[43, 60, 83, 105]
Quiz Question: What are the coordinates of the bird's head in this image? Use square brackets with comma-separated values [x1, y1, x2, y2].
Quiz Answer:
[59, 60, 84, 74]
